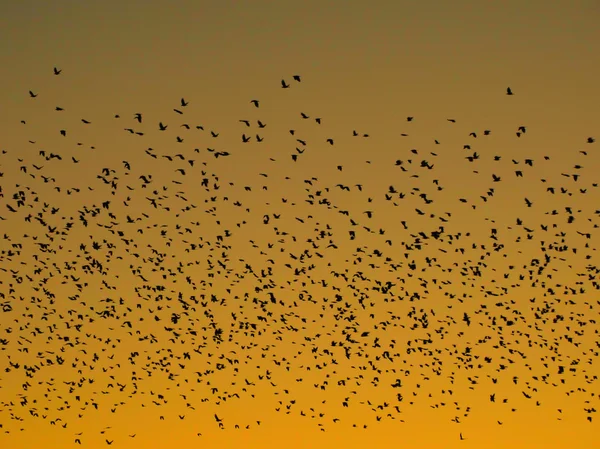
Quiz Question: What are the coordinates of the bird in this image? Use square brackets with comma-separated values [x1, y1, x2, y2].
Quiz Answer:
[507, 87, 514, 95]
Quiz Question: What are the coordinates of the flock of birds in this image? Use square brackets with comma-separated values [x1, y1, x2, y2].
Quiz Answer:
[0, 67, 599, 446]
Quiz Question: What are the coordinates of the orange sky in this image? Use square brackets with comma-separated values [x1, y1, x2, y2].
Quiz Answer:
[1, 1, 599, 448]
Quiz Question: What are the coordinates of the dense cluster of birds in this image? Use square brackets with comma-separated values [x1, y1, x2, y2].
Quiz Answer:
[0, 68, 599, 445]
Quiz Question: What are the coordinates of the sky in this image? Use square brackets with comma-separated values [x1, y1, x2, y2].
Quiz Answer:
[0, 1, 599, 448]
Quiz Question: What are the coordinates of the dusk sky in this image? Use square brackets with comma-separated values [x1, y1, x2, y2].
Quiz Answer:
[1, 1, 599, 448]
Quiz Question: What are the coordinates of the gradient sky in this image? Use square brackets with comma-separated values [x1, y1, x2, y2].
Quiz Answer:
[1, 1, 599, 448]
